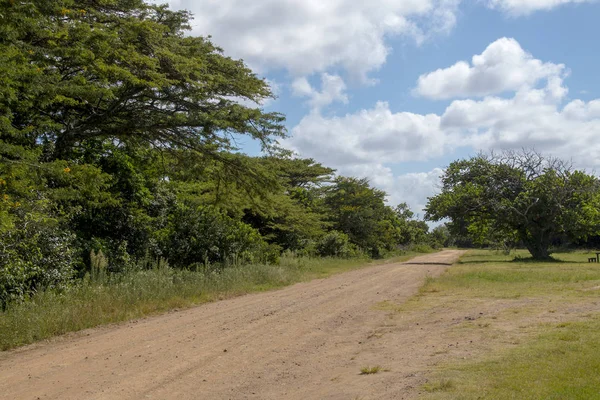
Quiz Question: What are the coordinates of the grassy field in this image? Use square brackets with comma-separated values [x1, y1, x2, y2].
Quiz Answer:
[0, 250, 430, 351]
[414, 250, 600, 400]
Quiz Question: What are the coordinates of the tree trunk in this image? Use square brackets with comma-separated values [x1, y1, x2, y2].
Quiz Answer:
[525, 244, 551, 260]
[523, 229, 553, 260]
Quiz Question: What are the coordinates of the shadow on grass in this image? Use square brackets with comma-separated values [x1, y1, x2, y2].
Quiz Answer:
[511, 256, 588, 264]
[459, 256, 589, 265]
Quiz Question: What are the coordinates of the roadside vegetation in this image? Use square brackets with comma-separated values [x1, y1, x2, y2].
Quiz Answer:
[0, 249, 433, 351]
[0, 0, 440, 335]
[405, 250, 600, 399]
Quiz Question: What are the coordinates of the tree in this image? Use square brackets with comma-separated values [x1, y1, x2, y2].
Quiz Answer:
[393, 202, 429, 245]
[0, 0, 289, 301]
[323, 177, 399, 257]
[429, 224, 453, 248]
[0, 0, 284, 167]
[426, 150, 600, 259]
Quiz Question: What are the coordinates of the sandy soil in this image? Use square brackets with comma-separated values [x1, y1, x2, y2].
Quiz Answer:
[0, 250, 466, 400]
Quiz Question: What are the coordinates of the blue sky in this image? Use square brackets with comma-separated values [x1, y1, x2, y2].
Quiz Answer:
[163, 0, 600, 215]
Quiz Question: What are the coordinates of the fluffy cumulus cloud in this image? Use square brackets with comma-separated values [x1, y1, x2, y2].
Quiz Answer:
[291, 41, 600, 169]
[162, 0, 460, 80]
[287, 103, 455, 213]
[289, 38, 600, 213]
[391, 169, 444, 215]
[157, 1, 595, 82]
[486, 0, 597, 16]
[292, 74, 348, 109]
[445, 93, 600, 167]
[414, 38, 566, 99]
[287, 102, 454, 167]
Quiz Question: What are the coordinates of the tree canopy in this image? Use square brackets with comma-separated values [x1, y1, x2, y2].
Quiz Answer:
[426, 150, 600, 259]
[0, 0, 436, 308]
[0, 0, 285, 162]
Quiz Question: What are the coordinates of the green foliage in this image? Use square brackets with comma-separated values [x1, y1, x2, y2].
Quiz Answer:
[426, 151, 600, 259]
[323, 177, 401, 257]
[166, 204, 268, 268]
[429, 224, 453, 248]
[0, 0, 285, 161]
[0, 211, 75, 308]
[0, 254, 375, 350]
[316, 231, 357, 258]
[0, 0, 430, 312]
[89, 250, 108, 283]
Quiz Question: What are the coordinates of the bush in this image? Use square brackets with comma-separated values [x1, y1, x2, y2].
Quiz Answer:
[0, 214, 76, 308]
[166, 204, 269, 268]
[317, 231, 357, 258]
[408, 243, 436, 254]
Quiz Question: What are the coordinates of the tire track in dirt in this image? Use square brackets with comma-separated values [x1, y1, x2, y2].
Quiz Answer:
[0, 250, 465, 400]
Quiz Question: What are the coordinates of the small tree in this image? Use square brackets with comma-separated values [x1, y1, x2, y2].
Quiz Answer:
[426, 150, 600, 260]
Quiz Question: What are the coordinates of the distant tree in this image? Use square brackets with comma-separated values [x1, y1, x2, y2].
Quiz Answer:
[429, 224, 453, 248]
[394, 202, 429, 245]
[426, 150, 600, 260]
[323, 177, 398, 257]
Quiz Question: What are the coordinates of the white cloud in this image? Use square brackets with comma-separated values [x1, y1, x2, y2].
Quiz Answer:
[444, 88, 600, 168]
[414, 37, 566, 99]
[155, 1, 594, 84]
[487, 0, 596, 16]
[289, 72, 600, 171]
[290, 89, 600, 216]
[389, 169, 444, 214]
[292, 74, 348, 109]
[161, 0, 460, 81]
[288, 38, 600, 213]
[287, 102, 455, 167]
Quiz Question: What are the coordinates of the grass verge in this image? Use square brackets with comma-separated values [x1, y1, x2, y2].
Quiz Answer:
[414, 249, 600, 399]
[427, 316, 600, 399]
[0, 251, 429, 351]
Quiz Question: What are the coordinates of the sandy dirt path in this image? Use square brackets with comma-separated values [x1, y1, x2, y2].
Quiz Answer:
[0, 250, 465, 400]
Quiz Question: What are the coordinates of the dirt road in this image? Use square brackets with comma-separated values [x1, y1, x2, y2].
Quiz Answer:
[0, 250, 465, 400]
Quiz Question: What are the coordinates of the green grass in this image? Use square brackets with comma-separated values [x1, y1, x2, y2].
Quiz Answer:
[360, 366, 383, 375]
[424, 379, 455, 393]
[417, 249, 600, 300]
[416, 249, 600, 399]
[425, 315, 600, 399]
[0, 251, 429, 351]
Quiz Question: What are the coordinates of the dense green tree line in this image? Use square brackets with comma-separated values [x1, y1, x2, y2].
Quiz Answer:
[0, 1, 434, 307]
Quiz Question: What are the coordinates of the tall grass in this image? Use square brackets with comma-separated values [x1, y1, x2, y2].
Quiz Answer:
[0, 251, 427, 351]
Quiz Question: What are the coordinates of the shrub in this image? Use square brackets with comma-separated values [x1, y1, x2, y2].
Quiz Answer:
[408, 243, 436, 254]
[0, 214, 76, 308]
[166, 204, 269, 268]
[317, 231, 357, 258]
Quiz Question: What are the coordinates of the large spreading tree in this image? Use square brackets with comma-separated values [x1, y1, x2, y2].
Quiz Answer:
[0, 0, 285, 163]
[0, 0, 286, 304]
[425, 150, 600, 259]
